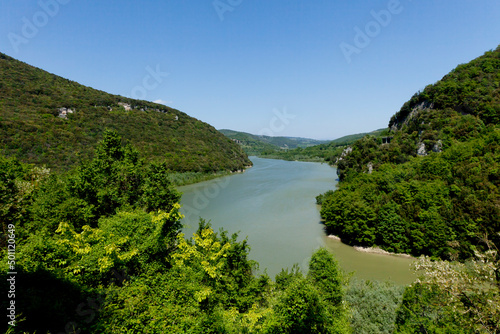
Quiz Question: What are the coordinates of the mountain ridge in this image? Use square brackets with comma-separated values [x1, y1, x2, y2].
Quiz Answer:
[0, 53, 251, 173]
[220, 128, 386, 160]
[320, 46, 500, 259]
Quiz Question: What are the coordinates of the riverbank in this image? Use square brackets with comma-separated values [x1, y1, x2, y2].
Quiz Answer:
[258, 154, 327, 163]
[179, 157, 415, 283]
[170, 166, 252, 187]
[328, 235, 413, 258]
[353, 246, 413, 258]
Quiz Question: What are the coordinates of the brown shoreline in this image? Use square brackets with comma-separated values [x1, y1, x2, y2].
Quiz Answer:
[327, 235, 413, 258]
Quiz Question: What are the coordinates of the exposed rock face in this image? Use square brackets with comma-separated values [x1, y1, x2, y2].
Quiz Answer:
[367, 162, 373, 174]
[335, 146, 352, 164]
[118, 102, 132, 111]
[433, 140, 443, 153]
[391, 100, 435, 131]
[340, 147, 352, 159]
[58, 107, 74, 118]
[413, 100, 434, 112]
[417, 142, 427, 156]
[122, 103, 168, 113]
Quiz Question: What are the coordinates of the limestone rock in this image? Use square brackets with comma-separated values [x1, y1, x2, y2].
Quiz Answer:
[417, 142, 427, 156]
[57, 107, 74, 119]
[367, 162, 373, 174]
[118, 102, 132, 111]
[432, 140, 443, 153]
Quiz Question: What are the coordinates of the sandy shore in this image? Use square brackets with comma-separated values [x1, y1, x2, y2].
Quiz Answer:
[327, 235, 413, 258]
[353, 246, 413, 258]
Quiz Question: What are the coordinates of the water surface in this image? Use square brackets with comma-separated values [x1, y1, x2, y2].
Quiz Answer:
[179, 157, 415, 284]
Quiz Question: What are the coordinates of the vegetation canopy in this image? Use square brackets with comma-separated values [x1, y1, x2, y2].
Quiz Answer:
[0, 53, 251, 173]
[319, 46, 500, 260]
[2, 44, 500, 333]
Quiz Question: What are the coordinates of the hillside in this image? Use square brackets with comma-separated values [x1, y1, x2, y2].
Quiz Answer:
[320, 46, 500, 259]
[328, 129, 386, 146]
[0, 53, 251, 173]
[220, 128, 385, 163]
[219, 129, 330, 155]
[259, 128, 387, 163]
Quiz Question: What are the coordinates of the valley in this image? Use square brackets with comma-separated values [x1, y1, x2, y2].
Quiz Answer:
[1, 45, 499, 333]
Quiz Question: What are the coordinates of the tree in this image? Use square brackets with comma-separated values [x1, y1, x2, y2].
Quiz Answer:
[307, 248, 343, 306]
[395, 246, 500, 333]
[267, 279, 330, 334]
[345, 279, 405, 334]
[67, 129, 144, 221]
[17, 205, 184, 288]
[140, 161, 181, 212]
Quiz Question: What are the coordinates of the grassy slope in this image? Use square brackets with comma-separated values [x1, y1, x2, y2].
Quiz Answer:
[0, 53, 251, 173]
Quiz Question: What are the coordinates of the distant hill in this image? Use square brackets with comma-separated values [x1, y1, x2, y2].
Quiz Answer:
[220, 128, 386, 163]
[219, 129, 330, 155]
[0, 53, 251, 172]
[258, 128, 387, 163]
[328, 129, 386, 146]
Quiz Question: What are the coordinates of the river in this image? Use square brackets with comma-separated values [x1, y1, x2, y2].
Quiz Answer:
[178, 157, 415, 285]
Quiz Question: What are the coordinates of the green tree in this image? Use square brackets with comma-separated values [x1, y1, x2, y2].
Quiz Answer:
[395, 248, 500, 333]
[67, 129, 144, 221]
[140, 161, 181, 212]
[307, 248, 343, 306]
[17, 205, 183, 287]
[377, 202, 408, 253]
[267, 279, 330, 334]
[345, 279, 405, 334]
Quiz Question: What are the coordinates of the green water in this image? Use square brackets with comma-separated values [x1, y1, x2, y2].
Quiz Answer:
[179, 157, 415, 284]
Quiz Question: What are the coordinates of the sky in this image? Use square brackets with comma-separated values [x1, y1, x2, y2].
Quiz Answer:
[1, 1, 500, 140]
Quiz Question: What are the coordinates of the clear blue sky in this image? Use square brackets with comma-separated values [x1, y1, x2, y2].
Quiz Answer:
[1, 0, 499, 139]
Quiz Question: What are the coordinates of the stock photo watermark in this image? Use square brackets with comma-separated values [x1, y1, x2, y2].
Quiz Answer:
[8, 0, 71, 53]
[5, 222, 127, 333]
[213, 0, 243, 21]
[182, 177, 231, 223]
[6, 224, 17, 328]
[258, 107, 296, 137]
[56, 269, 128, 334]
[130, 65, 169, 101]
[340, 0, 411, 64]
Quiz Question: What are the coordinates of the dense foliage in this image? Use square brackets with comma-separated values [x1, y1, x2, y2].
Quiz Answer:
[320, 46, 500, 260]
[395, 248, 499, 333]
[3, 43, 500, 334]
[345, 279, 405, 334]
[1, 133, 350, 333]
[0, 53, 251, 173]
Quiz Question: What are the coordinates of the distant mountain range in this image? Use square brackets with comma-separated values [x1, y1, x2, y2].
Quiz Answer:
[219, 129, 331, 154]
[220, 128, 386, 162]
[0, 53, 251, 172]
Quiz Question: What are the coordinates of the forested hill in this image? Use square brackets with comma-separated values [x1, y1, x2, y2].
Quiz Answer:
[0, 53, 251, 172]
[220, 128, 385, 163]
[257, 128, 386, 163]
[320, 46, 500, 260]
[219, 129, 330, 155]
